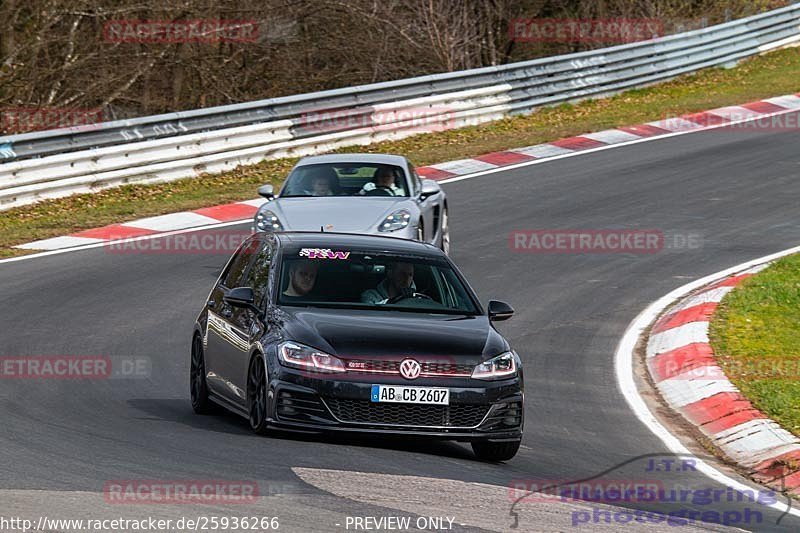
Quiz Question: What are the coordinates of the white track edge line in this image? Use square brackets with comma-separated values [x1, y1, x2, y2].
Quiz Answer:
[614, 244, 800, 519]
[3, 103, 799, 265]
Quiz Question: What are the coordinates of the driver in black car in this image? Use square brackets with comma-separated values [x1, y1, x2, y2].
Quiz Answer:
[358, 166, 403, 196]
[361, 262, 416, 304]
[282, 261, 320, 302]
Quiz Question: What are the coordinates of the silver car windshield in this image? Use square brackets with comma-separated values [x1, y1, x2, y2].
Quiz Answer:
[277, 250, 479, 315]
[280, 163, 410, 198]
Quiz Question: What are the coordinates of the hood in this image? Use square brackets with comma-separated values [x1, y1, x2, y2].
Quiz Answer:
[274, 307, 508, 364]
[264, 197, 412, 232]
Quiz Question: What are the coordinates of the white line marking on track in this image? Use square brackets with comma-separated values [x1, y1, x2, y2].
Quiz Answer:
[646, 118, 703, 132]
[509, 144, 574, 158]
[15, 235, 106, 250]
[429, 158, 498, 174]
[582, 129, 643, 144]
[122, 211, 219, 231]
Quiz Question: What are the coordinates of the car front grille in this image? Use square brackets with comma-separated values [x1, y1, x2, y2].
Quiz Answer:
[346, 360, 400, 373]
[421, 362, 473, 375]
[324, 398, 489, 428]
[345, 359, 473, 376]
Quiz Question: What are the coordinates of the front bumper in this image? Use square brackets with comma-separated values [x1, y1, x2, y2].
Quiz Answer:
[266, 366, 523, 442]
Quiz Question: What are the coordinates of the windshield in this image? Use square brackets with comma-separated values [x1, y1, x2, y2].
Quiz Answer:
[280, 163, 410, 198]
[277, 249, 480, 315]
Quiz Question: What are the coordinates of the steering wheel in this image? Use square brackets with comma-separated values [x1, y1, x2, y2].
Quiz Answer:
[386, 292, 433, 304]
[363, 186, 394, 197]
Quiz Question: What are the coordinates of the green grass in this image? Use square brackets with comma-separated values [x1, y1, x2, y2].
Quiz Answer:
[710, 254, 800, 438]
[2, 47, 800, 258]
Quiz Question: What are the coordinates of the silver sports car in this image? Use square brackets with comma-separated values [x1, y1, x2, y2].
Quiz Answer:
[253, 154, 450, 254]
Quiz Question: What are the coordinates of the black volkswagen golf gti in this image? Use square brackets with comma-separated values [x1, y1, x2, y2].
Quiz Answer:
[191, 232, 523, 461]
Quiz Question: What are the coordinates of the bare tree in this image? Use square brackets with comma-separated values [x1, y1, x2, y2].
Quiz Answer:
[0, 0, 789, 133]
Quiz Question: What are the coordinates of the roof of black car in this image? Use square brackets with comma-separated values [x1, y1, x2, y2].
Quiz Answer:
[276, 232, 441, 255]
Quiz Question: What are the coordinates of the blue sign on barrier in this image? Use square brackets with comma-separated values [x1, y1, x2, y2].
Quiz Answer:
[0, 142, 15, 159]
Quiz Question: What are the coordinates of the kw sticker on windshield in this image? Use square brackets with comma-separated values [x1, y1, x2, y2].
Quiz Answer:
[299, 248, 351, 260]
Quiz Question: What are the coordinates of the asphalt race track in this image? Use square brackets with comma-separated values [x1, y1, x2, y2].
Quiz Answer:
[2, 114, 800, 532]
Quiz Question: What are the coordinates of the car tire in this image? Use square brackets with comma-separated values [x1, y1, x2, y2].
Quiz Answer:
[247, 354, 270, 435]
[471, 440, 521, 462]
[439, 206, 450, 255]
[190, 335, 213, 414]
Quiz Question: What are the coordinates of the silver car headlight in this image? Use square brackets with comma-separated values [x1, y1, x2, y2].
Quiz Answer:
[278, 341, 345, 373]
[471, 351, 517, 380]
[255, 210, 283, 232]
[378, 209, 412, 232]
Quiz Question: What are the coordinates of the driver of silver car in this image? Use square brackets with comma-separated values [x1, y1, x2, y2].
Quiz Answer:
[358, 167, 403, 196]
[361, 262, 416, 304]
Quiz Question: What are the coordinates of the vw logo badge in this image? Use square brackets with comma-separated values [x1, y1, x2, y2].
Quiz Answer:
[399, 358, 421, 380]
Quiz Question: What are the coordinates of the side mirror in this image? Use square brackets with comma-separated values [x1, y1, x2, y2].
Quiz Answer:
[488, 300, 514, 322]
[258, 184, 275, 200]
[419, 179, 441, 200]
[224, 287, 256, 310]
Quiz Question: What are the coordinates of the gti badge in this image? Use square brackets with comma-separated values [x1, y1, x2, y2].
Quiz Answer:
[399, 358, 421, 380]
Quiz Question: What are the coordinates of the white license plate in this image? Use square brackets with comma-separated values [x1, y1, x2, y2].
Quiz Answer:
[370, 385, 449, 405]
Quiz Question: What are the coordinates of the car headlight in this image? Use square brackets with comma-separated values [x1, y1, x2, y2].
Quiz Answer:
[255, 210, 283, 232]
[378, 209, 412, 232]
[278, 341, 345, 373]
[471, 351, 517, 380]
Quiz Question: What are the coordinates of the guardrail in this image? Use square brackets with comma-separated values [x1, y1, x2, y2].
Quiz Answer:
[1, 4, 799, 210]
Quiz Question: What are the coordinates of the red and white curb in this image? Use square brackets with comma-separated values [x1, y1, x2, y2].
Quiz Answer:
[646, 263, 800, 496]
[15, 93, 800, 251]
[16, 199, 265, 251]
[414, 93, 800, 181]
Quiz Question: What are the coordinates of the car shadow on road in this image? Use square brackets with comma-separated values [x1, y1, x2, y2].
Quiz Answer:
[128, 398, 477, 461]
[127, 398, 252, 436]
